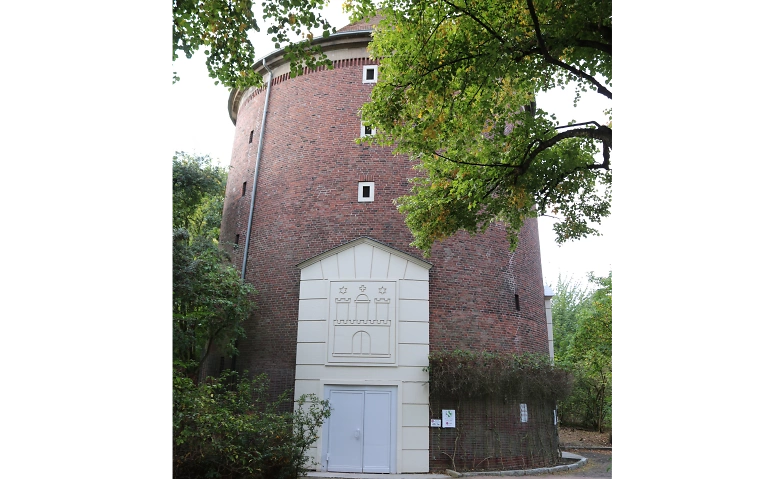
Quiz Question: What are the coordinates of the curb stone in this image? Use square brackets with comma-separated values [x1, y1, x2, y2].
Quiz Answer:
[454, 452, 588, 477]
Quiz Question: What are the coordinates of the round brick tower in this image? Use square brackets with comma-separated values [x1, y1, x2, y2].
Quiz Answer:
[216, 18, 555, 475]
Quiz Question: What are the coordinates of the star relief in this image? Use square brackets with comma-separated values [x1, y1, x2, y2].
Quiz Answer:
[378, 286, 387, 294]
[339, 286, 347, 294]
[359, 285, 367, 292]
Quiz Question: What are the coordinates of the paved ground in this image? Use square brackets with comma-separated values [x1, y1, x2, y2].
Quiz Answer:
[553, 449, 615, 479]
[305, 449, 612, 479]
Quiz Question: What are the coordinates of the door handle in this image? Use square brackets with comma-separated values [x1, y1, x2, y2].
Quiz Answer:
[354, 428, 360, 439]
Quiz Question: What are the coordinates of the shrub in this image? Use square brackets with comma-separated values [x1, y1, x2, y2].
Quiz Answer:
[556, 362, 611, 432]
[173, 365, 330, 479]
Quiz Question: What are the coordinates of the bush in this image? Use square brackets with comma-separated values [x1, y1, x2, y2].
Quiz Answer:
[556, 363, 611, 432]
[173, 365, 330, 479]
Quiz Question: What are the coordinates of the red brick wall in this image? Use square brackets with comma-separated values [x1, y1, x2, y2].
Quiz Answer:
[217, 56, 549, 420]
[428, 220, 548, 356]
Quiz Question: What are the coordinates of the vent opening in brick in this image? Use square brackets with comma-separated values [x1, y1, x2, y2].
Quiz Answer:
[235, 234, 240, 245]
[360, 119, 376, 138]
[249, 130, 254, 143]
[358, 181, 375, 202]
[515, 294, 520, 311]
[362, 65, 378, 84]
[242, 181, 247, 196]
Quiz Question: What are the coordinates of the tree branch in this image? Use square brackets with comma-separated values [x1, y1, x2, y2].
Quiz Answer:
[433, 151, 517, 169]
[525, 0, 612, 99]
[393, 51, 488, 88]
[504, 123, 611, 204]
[574, 39, 612, 55]
[417, 11, 459, 56]
[588, 22, 612, 43]
[510, 45, 542, 63]
[553, 121, 603, 130]
[422, 52, 487, 77]
[535, 130, 612, 206]
[482, 177, 504, 200]
[441, 0, 507, 45]
[521, 125, 612, 174]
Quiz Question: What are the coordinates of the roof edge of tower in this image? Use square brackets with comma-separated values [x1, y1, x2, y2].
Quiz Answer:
[228, 29, 374, 125]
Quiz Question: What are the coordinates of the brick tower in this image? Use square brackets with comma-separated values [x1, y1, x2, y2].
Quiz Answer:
[217, 18, 555, 474]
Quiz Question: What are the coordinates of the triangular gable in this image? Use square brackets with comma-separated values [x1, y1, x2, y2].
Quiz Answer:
[296, 236, 432, 271]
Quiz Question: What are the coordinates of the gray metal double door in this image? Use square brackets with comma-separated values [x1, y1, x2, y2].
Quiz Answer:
[325, 386, 396, 473]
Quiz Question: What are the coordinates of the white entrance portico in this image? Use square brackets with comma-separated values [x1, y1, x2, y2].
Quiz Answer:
[294, 237, 431, 473]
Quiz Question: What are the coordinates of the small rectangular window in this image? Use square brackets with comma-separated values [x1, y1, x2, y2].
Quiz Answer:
[235, 234, 240, 245]
[249, 130, 254, 143]
[515, 294, 520, 311]
[362, 65, 378, 84]
[358, 182, 375, 202]
[242, 181, 247, 196]
[360, 123, 376, 137]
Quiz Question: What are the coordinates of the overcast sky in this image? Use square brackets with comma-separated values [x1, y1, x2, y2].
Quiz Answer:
[170, 4, 613, 290]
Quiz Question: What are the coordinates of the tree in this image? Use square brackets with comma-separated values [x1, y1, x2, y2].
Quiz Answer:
[550, 275, 590, 360]
[172, 0, 338, 88]
[172, 153, 330, 477]
[173, 0, 612, 254]
[553, 272, 611, 432]
[172, 152, 256, 381]
[355, 0, 612, 254]
[571, 273, 611, 365]
[173, 152, 227, 236]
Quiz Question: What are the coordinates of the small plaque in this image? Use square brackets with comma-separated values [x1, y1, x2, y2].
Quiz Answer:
[430, 419, 442, 428]
[442, 409, 456, 428]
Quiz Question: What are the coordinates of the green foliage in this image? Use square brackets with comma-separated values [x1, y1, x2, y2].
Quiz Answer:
[572, 273, 611, 363]
[173, 0, 265, 88]
[173, 367, 331, 479]
[558, 364, 611, 432]
[553, 273, 612, 432]
[173, 1, 611, 254]
[551, 275, 590, 360]
[258, 0, 338, 78]
[173, 230, 256, 378]
[427, 350, 572, 402]
[173, 152, 317, 477]
[173, 152, 227, 238]
[172, 0, 337, 88]
[173, 152, 256, 380]
[353, 0, 612, 254]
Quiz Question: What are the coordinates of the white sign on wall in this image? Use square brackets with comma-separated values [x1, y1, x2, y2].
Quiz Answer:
[430, 419, 442, 428]
[442, 409, 456, 428]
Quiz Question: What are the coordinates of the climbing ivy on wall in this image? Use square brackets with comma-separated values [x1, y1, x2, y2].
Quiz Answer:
[427, 350, 572, 402]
